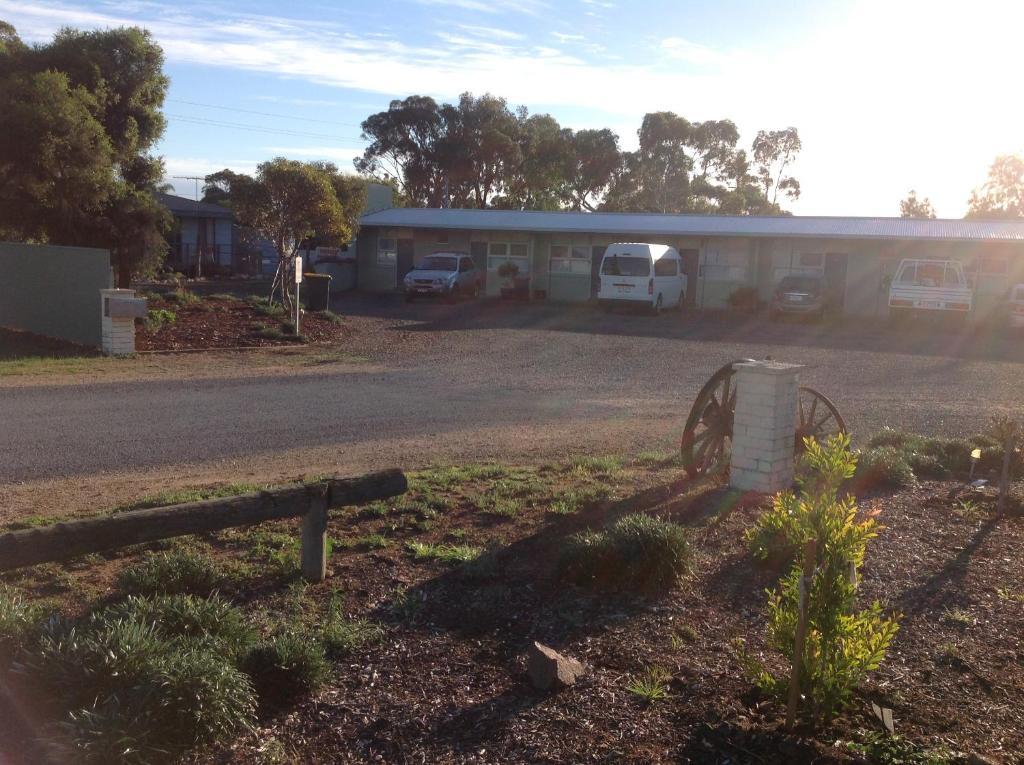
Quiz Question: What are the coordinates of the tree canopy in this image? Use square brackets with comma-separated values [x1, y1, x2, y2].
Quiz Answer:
[0, 22, 170, 285]
[899, 190, 936, 218]
[357, 93, 801, 216]
[204, 159, 364, 306]
[967, 155, 1024, 219]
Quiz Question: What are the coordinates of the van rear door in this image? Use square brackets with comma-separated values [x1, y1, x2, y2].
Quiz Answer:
[600, 253, 651, 300]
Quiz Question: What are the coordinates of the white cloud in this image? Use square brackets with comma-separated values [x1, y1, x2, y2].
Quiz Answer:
[412, 0, 546, 15]
[552, 32, 585, 43]
[5, 0, 1023, 216]
[457, 24, 524, 41]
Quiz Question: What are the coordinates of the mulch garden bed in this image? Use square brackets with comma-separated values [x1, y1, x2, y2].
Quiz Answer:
[2, 460, 1022, 764]
[134, 292, 347, 351]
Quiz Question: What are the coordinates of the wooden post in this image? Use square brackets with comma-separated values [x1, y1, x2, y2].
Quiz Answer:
[786, 538, 817, 729]
[300, 484, 329, 582]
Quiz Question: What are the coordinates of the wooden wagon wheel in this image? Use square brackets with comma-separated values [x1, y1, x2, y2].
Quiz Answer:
[794, 387, 846, 451]
[680, 360, 750, 479]
[680, 362, 848, 479]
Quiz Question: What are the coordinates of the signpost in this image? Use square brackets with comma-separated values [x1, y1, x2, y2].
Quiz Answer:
[294, 254, 303, 335]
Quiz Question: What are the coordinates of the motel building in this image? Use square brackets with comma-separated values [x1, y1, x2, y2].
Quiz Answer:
[355, 206, 1024, 319]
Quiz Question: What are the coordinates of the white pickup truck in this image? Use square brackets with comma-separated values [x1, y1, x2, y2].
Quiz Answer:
[888, 259, 973, 317]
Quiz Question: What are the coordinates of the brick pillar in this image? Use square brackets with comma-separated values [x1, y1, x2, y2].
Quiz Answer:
[101, 289, 137, 356]
[730, 360, 803, 493]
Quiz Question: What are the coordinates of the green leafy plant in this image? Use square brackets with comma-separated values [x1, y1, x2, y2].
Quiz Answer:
[496, 261, 519, 279]
[854, 445, 917, 490]
[559, 513, 689, 592]
[163, 287, 200, 306]
[241, 631, 328, 708]
[625, 665, 672, 703]
[843, 730, 952, 765]
[143, 307, 176, 332]
[0, 585, 45, 668]
[745, 435, 900, 723]
[116, 549, 224, 597]
[406, 541, 482, 563]
[13, 608, 255, 763]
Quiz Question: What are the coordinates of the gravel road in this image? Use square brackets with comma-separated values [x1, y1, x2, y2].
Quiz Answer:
[2, 294, 1022, 501]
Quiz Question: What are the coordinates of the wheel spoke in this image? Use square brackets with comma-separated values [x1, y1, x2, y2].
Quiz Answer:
[807, 396, 819, 428]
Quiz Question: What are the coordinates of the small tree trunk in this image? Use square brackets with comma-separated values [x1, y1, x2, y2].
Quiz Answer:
[117, 259, 132, 289]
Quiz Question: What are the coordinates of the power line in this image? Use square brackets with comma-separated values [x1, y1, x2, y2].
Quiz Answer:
[166, 98, 366, 129]
[165, 113, 368, 143]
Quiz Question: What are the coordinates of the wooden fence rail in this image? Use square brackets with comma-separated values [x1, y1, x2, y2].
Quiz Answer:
[0, 469, 407, 582]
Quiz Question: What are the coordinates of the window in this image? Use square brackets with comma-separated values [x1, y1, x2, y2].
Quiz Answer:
[487, 242, 530, 273]
[654, 259, 678, 276]
[701, 247, 746, 281]
[550, 243, 591, 275]
[377, 237, 397, 267]
[895, 261, 965, 288]
[488, 242, 508, 257]
[419, 255, 458, 272]
[601, 255, 650, 277]
[510, 243, 529, 258]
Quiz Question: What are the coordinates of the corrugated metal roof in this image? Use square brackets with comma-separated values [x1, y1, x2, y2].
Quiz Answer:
[359, 207, 1024, 243]
[155, 193, 234, 219]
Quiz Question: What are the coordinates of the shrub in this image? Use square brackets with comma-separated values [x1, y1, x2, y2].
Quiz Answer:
[321, 615, 384, 657]
[13, 611, 255, 762]
[116, 550, 224, 597]
[241, 632, 329, 708]
[101, 594, 255, 659]
[0, 586, 44, 668]
[559, 513, 689, 592]
[163, 287, 199, 306]
[625, 665, 672, 703]
[744, 435, 900, 724]
[853, 446, 916, 490]
[143, 308, 177, 332]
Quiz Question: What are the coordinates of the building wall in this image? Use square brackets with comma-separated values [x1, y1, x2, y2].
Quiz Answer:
[0, 242, 112, 347]
[357, 224, 1024, 319]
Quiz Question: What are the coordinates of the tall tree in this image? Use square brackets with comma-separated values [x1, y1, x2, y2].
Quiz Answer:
[967, 155, 1024, 219]
[211, 159, 354, 307]
[562, 128, 621, 211]
[899, 190, 936, 218]
[438, 93, 521, 208]
[603, 111, 695, 213]
[356, 95, 446, 207]
[0, 22, 170, 285]
[752, 127, 802, 205]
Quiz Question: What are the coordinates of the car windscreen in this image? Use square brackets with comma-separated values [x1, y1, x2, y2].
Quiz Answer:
[601, 255, 650, 277]
[778, 276, 822, 293]
[419, 256, 458, 271]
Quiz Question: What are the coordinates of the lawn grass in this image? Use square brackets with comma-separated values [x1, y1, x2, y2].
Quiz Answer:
[405, 541, 483, 563]
[112, 483, 265, 513]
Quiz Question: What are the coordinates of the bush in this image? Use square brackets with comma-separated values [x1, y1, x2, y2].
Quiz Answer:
[743, 435, 900, 724]
[559, 513, 689, 592]
[864, 429, 1022, 481]
[163, 287, 199, 306]
[13, 611, 255, 762]
[321, 616, 384, 657]
[143, 308, 176, 332]
[116, 549, 224, 597]
[241, 632, 329, 708]
[0, 586, 44, 668]
[101, 594, 255, 659]
[854, 446, 916, 490]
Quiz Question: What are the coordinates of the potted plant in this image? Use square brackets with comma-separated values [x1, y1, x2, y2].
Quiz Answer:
[497, 261, 528, 300]
[726, 286, 759, 312]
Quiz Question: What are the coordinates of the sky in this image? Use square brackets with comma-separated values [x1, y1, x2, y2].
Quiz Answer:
[3, 0, 1022, 217]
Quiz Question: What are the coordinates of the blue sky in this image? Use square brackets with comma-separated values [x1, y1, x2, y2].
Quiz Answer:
[3, 0, 1022, 216]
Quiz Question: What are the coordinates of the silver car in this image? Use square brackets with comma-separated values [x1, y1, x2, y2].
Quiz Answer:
[404, 253, 481, 302]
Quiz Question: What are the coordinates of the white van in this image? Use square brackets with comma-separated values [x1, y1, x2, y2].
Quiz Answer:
[597, 243, 687, 314]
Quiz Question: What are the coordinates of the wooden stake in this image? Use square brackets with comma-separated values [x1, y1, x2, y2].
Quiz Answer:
[300, 485, 329, 582]
[786, 538, 816, 729]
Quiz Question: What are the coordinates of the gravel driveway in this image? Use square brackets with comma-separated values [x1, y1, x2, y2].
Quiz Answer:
[2, 293, 1022, 517]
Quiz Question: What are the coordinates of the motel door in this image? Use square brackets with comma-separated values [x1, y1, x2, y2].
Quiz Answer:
[680, 249, 699, 307]
[396, 238, 415, 283]
[590, 245, 606, 298]
[824, 253, 848, 311]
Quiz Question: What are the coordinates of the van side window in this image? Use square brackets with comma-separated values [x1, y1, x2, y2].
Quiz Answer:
[654, 259, 677, 276]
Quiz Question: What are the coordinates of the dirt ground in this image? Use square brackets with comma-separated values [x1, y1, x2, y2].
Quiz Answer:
[2, 459, 1020, 764]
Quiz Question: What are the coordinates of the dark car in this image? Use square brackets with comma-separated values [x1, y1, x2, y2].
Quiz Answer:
[770, 274, 828, 319]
